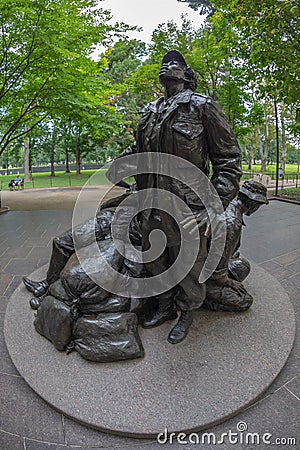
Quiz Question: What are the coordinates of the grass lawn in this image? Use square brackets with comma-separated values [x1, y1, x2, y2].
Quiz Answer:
[1, 164, 299, 190]
[272, 187, 300, 202]
[242, 163, 299, 175]
[0, 169, 110, 190]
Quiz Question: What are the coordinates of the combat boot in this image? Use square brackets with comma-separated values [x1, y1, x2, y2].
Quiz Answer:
[141, 299, 177, 328]
[167, 310, 193, 344]
[29, 294, 46, 310]
[23, 277, 49, 297]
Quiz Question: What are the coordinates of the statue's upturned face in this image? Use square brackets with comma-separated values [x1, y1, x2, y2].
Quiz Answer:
[159, 59, 187, 85]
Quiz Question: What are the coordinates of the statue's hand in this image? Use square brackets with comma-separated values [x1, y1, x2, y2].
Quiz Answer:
[209, 269, 237, 288]
[126, 182, 137, 193]
[209, 267, 229, 287]
[180, 208, 219, 238]
[224, 278, 246, 294]
[225, 278, 236, 288]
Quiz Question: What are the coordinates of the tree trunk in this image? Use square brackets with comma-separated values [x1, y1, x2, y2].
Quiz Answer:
[65, 147, 70, 173]
[24, 126, 32, 182]
[50, 147, 55, 177]
[264, 108, 272, 171]
[245, 144, 252, 170]
[50, 125, 56, 177]
[280, 104, 287, 173]
[257, 126, 266, 172]
[75, 135, 81, 176]
[29, 147, 32, 173]
[261, 155, 267, 173]
[247, 134, 254, 170]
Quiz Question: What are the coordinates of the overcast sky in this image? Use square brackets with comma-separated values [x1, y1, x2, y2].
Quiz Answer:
[101, 0, 204, 43]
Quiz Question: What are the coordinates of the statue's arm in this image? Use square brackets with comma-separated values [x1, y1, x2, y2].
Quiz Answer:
[184, 100, 242, 237]
[105, 144, 136, 188]
[210, 213, 241, 286]
[203, 99, 242, 209]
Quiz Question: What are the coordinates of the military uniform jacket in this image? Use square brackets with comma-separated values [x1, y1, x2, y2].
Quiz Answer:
[135, 89, 242, 212]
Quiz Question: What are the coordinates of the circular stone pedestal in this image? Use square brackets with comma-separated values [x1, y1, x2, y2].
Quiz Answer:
[4, 263, 295, 438]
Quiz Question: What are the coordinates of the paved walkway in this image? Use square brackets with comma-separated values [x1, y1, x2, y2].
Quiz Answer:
[0, 191, 299, 449]
[0, 185, 122, 211]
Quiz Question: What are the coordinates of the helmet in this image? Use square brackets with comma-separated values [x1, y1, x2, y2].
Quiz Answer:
[228, 258, 251, 282]
[240, 180, 269, 204]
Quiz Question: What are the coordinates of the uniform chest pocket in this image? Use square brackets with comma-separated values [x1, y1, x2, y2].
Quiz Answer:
[172, 122, 203, 140]
[138, 111, 152, 130]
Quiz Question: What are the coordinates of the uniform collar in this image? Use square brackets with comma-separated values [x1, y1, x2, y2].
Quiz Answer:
[149, 89, 193, 112]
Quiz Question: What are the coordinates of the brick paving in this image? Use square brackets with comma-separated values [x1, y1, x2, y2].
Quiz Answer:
[0, 193, 299, 449]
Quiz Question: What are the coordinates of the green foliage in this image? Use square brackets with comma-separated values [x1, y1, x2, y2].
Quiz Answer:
[178, 0, 214, 15]
[128, 64, 162, 100]
[208, 0, 300, 105]
[0, 169, 109, 190]
[290, 109, 300, 135]
[103, 40, 147, 84]
[100, 39, 161, 156]
[0, 0, 133, 156]
[1, 0, 298, 171]
[276, 187, 300, 201]
[242, 164, 299, 175]
[150, 17, 199, 60]
[181, 0, 300, 165]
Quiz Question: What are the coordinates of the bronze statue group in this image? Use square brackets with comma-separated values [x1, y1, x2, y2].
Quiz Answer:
[23, 51, 268, 362]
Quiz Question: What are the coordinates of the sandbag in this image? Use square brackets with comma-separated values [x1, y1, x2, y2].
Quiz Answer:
[78, 295, 130, 315]
[49, 275, 130, 314]
[34, 296, 73, 351]
[73, 313, 144, 362]
[60, 238, 124, 305]
[220, 281, 253, 311]
[48, 279, 73, 304]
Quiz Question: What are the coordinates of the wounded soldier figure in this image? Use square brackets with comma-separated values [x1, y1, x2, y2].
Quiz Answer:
[23, 192, 147, 362]
[204, 180, 269, 312]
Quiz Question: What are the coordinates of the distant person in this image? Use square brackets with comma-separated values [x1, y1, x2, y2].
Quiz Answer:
[8, 175, 23, 190]
[14, 175, 23, 190]
[8, 179, 15, 190]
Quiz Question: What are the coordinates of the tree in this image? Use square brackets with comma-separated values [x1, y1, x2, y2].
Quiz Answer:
[192, 0, 300, 106]
[150, 16, 201, 62]
[177, 0, 214, 15]
[181, 0, 300, 167]
[100, 40, 150, 155]
[0, 0, 134, 157]
[23, 126, 31, 181]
